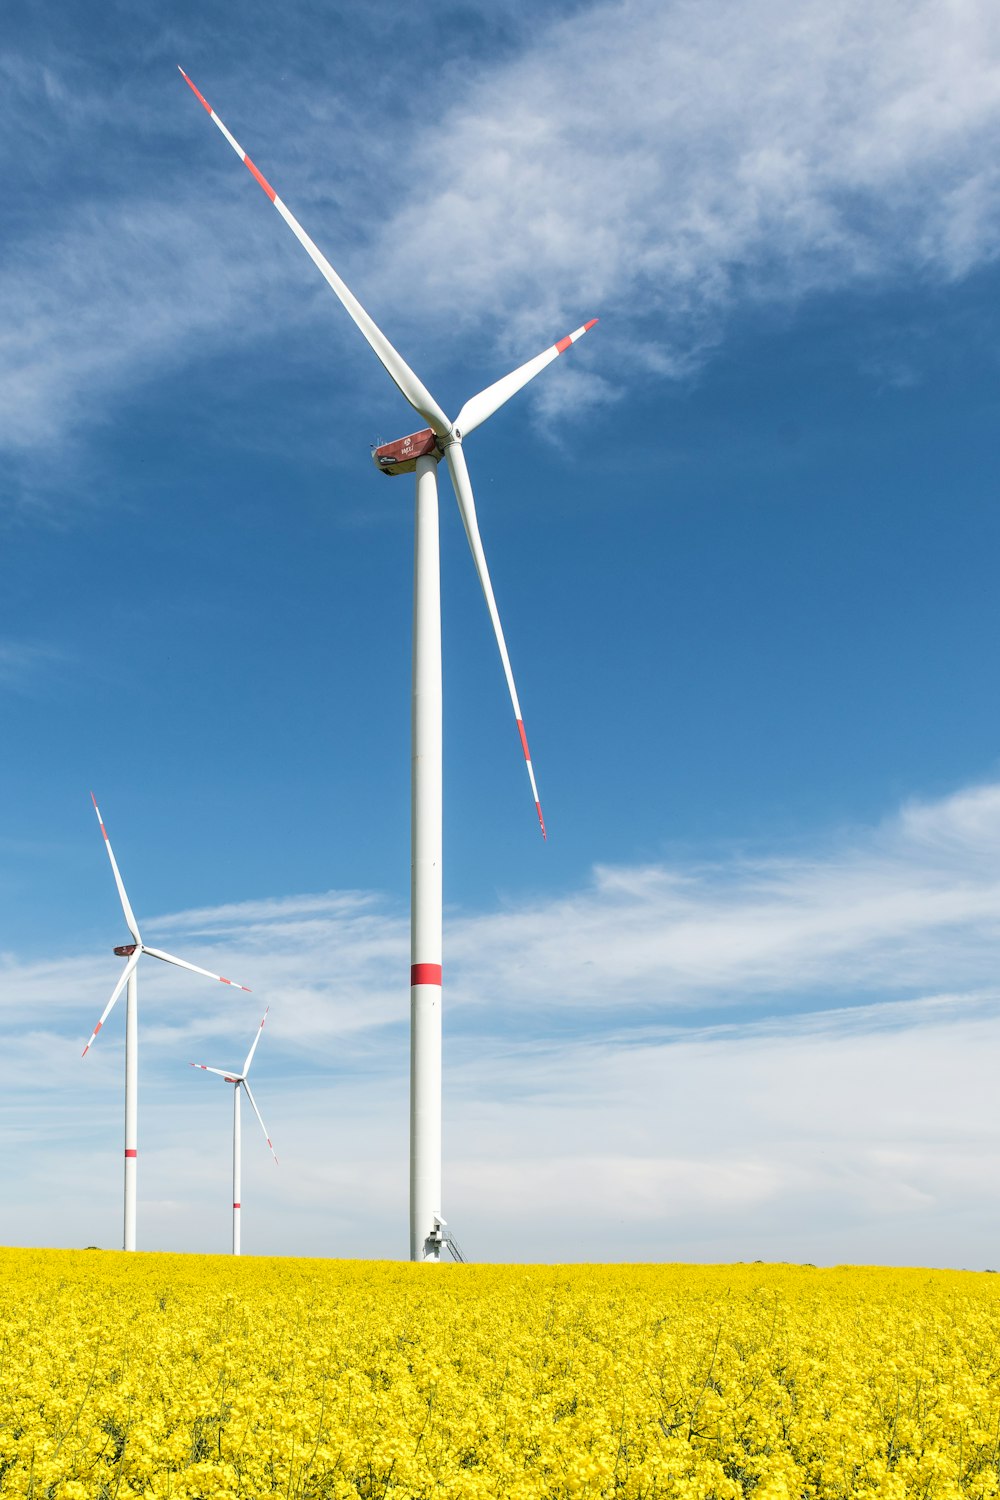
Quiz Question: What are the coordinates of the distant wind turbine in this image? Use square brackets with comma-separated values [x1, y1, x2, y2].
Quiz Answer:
[180, 69, 596, 1260]
[190, 1006, 278, 1255]
[84, 793, 251, 1251]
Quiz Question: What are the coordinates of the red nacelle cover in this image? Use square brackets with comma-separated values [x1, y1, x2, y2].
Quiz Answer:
[372, 427, 439, 476]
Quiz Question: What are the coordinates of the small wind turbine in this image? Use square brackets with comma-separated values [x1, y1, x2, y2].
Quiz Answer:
[84, 793, 251, 1251]
[180, 70, 596, 1260]
[190, 1007, 278, 1255]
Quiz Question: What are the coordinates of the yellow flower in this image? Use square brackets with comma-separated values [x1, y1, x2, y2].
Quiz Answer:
[2, 1252, 1000, 1496]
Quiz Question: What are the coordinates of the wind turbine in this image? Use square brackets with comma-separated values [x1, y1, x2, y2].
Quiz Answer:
[84, 793, 251, 1252]
[179, 69, 596, 1261]
[190, 1006, 278, 1255]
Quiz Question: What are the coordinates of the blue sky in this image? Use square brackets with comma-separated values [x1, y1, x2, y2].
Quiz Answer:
[4, 0, 1000, 1263]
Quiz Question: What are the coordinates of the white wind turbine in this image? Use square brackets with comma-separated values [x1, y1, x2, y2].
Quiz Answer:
[190, 1006, 278, 1255]
[84, 793, 251, 1252]
[180, 69, 596, 1261]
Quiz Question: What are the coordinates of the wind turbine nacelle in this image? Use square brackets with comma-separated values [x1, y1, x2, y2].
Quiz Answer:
[372, 427, 439, 476]
[114, 944, 139, 957]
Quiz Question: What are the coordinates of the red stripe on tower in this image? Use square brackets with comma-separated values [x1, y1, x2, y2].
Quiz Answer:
[233, 1202, 240, 1209]
[244, 156, 277, 201]
[411, 963, 442, 987]
[125, 1149, 137, 1158]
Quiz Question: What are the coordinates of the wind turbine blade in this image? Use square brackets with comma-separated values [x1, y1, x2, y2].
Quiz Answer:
[178, 69, 452, 438]
[242, 1005, 269, 1077]
[444, 441, 546, 839]
[190, 1063, 241, 1081]
[90, 793, 142, 944]
[142, 945, 251, 992]
[455, 320, 598, 438]
[82, 951, 140, 1057]
[242, 1081, 278, 1165]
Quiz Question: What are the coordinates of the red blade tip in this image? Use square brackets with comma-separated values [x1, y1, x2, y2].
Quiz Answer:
[178, 67, 212, 114]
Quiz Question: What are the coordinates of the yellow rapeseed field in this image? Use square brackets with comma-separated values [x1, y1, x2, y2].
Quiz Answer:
[2, 1250, 1000, 1498]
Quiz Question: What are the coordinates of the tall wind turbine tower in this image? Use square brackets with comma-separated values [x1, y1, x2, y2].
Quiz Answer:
[180, 71, 596, 1260]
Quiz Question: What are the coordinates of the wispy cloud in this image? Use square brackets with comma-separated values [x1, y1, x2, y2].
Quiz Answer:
[0, 40, 368, 472]
[6, 0, 1000, 463]
[16, 777, 1000, 1050]
[6, 978, 1000, 1263]
[369, 0, 1000, 402]
[0, 190, 283, 453]
[4, 777, 1000, 1259]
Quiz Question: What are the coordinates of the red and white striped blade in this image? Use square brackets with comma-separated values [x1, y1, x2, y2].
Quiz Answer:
[178, 68, 452, 439]
[190, 1063, 241, 1081]
[242, 1080, 278, 1165]
[444, 441, 546, 839]
[454, 320, 598, 438]
[142, 945, 251, 991]
[90, 793, 141, 945]
[242, 1005, 269, 1077]
[82, 949, 140, 1057]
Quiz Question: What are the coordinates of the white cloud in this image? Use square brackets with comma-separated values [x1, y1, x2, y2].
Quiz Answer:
[12, 779, 1000, 1053]
[5, 989, 1000, 1263]
[5, 0, 1000, 461]
[5, 776, 1000, 1261]
[371, 0, 1000, 354]
[0, 192, 284, 453]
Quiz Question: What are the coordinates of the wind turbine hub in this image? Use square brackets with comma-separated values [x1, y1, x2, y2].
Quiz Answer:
[114, 944, 138, 957]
